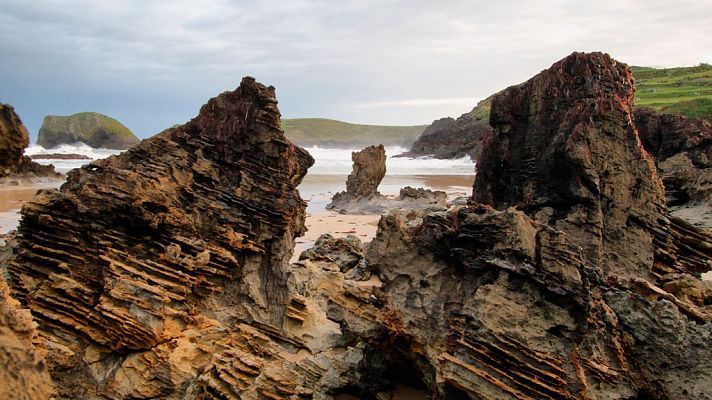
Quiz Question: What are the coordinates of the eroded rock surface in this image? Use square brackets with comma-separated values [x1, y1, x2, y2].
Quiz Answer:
[4, 77, 383, 399]
[634, 107, 712, 228]
[474, 52, 711, 284]
[327, 52, 712, 399]
[0, 103, 30, 177]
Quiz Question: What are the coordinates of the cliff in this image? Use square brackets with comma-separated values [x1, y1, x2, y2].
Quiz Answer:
[403, 96, 493, 160]
[38, 111, 140, 149]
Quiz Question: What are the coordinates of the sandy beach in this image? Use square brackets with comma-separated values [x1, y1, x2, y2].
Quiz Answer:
[0, 179, 65, 233]
[293, 173, 474, 260]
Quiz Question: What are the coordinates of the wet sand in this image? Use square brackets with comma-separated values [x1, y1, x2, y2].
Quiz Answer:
[0, 179, 64, 233]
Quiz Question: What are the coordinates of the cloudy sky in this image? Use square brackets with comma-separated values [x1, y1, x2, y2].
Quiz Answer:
[1, 0, 711, 141]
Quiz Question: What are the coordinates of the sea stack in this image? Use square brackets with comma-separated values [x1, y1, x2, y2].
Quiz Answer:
[37, 111, 140, 149]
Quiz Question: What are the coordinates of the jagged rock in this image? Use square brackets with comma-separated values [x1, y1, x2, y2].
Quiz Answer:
[326, 53, 712, 399]
[400, 97, 494, 160]
[474, 51, 712, 284]
[0, 103, 29, 177]
[397, 186, 447, 203]
[634, 107, 712, 228]
[4, 77, 384, 398]
[38, 111, 140, 149]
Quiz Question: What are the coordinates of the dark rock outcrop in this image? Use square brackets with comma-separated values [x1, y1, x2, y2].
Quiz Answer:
[473, 52, 711, 284]
[11, 156, 61, 178]
[30, 153, 92, 160]
[0, 103, 29, 177]
[634, 107, 712, 227]
[327, 52, 712, 399]
[400, 97, 493, 160]
[38, 111, 140, 149]
[5, 77, 383, 398]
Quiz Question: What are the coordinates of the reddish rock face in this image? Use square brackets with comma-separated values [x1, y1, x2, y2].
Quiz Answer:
[0, 104, 30, 176]
[473, 52, 710, 282]
[633, 108, 712, 222]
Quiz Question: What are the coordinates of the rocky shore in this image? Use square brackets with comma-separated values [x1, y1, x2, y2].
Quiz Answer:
[0, 53, 711, 399]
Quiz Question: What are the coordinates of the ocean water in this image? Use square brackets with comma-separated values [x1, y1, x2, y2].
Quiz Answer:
[25, 143, 125, 174]
[26, 144, 476, 176]
[306, 146, 474, 175]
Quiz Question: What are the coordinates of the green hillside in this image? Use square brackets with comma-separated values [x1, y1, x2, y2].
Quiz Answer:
[632, 63, 712, 119]
[282, 118, 427, 148]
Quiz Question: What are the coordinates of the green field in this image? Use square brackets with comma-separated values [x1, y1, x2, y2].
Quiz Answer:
[632, 63, 712, 119]
[282, 118, 427, 148]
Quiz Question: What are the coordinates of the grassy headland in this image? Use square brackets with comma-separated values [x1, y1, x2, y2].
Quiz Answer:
[632, 64, 712, 119]
[282, 118, 427, 148]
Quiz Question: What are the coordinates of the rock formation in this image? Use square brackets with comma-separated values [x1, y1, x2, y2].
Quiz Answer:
[4, 55, 712, 400]
[328, 145, 448, 214]
[634, 107, 712, 227]
[0, 103, 29, 176]
[333, 144, 387, 202]
[5, 77, 381, 398]
[38, 111, 140, 149]
[326, 52, 712, 399]
[9, 155, 62, 178]
[400, 96, 493, 160]
[0, 103, 56, 399]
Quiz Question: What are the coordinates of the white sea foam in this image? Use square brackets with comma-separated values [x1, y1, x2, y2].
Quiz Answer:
[25, 143, 475, 176]
[305, 146, 475, 175]
[24, 143, 124, 173]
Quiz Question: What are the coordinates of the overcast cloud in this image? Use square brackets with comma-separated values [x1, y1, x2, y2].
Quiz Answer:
[1, 0, 711, 140]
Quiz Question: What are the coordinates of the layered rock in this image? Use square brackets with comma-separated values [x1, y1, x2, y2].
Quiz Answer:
[327, 52, 712, 399]
[0, 273, 55, 399]
[473, 52, 711, 284]
[38, 111, 140, 149]
[0, 103, 30, 176]
[4, 78, 384, 398]
[634, 107, 712, 227]
[401, 97, 494, 160]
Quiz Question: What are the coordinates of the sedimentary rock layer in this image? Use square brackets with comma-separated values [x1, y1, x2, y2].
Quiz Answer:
[4, 77, 392, 398]
[0, 103, 30, 176]
[328, 52, 712, 399]
[474, 52, 711, 284]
